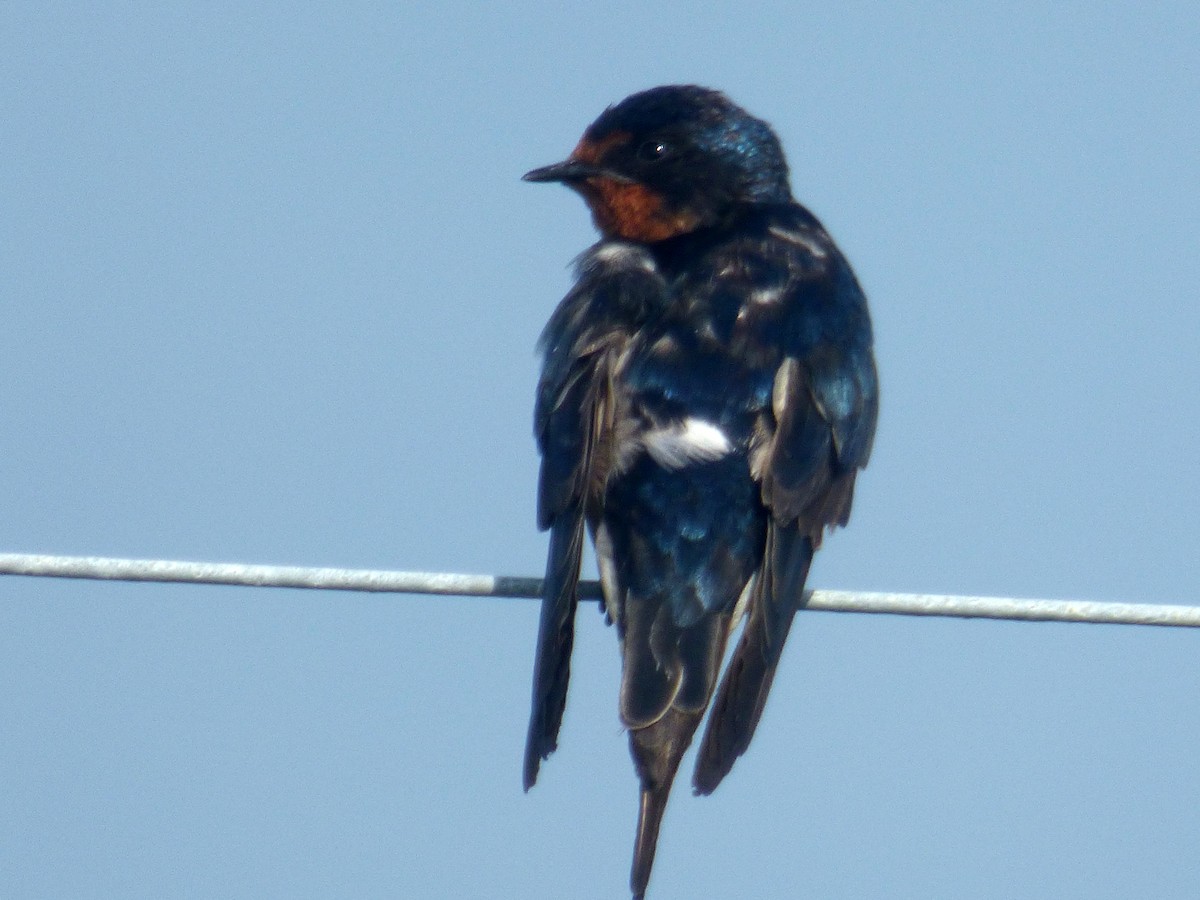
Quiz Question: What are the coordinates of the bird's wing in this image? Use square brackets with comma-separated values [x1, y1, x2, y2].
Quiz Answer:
[694, 216, 878, 794]
[523, 242, 666, 791]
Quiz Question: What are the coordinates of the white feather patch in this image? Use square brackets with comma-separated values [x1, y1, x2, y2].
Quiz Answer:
[644, 417, 733, 469]
[749, 285, 784, 305]
[768, 225, 828, 258]
[592, 241, 657, 272]
[729, 574, 757, 632]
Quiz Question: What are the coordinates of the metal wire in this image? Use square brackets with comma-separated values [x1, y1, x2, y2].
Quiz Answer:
[1, 551, 1196, 628]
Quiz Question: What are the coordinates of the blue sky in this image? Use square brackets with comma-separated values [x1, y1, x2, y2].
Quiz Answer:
[2, 4, 1198, 898]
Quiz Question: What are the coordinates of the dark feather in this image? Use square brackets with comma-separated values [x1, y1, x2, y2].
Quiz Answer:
[524, 243, 668, 790]
[629, 707, 707, 900]
[694, 522, 813, 795]
[618, 593, 684, 729]
[689, 226, 877, 796]
[525, 357, 601, 790]
[523, 512, 585, 790]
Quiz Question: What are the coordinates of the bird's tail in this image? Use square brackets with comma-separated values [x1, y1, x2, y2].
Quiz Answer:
[628, 706, 704, 899]
[693, 522, 812, 795]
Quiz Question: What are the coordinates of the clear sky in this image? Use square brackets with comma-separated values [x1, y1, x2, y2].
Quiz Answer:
[2, 4, 1198, 899]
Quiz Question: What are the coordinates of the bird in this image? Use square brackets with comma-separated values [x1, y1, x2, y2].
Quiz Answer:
[521, 85, 878, 899]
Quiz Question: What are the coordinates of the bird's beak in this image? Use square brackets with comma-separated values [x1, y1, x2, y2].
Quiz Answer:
[523, 159, 634, 184]
[523, 159, 594, 183]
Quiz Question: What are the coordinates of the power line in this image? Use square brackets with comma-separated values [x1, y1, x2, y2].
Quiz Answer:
[1, 551, 1196, 628]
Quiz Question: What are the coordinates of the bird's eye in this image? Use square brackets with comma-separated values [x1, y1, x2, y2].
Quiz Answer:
[637, 140, 671, 162]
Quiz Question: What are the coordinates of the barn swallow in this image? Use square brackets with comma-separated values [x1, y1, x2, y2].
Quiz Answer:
[522, 85, 878, 898]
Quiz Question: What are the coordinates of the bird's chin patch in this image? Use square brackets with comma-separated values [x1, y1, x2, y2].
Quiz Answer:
[582, 179, 703, 243]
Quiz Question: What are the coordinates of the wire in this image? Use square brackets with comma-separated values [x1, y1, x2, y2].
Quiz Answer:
[1, 551, 1196, 628]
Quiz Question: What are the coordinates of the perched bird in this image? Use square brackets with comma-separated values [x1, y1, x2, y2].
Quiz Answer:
[522, 85, 878, 898]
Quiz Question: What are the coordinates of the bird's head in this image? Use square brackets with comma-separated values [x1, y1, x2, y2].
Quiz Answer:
[524, 85, 793, 243]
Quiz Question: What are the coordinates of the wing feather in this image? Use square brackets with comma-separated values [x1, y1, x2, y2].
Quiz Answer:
[694, 226, 878, 794]
[524, 242, 668, 790]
